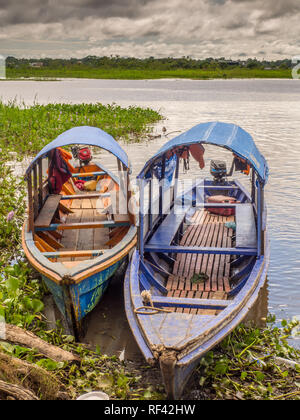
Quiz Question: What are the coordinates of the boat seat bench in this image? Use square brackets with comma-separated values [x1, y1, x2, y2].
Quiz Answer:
[34, 194, 62, 228]
[147, 208, 187, 247]
[35, 220, 130, 232]
[235, 203, 257, 248]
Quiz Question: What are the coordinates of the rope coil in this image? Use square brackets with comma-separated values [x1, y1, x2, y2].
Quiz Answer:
[134, 290, 171, 315]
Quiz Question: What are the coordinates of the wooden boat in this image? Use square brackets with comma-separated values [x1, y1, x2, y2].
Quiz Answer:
[124, 122, 269, 399]
[22, 126, 136, 338]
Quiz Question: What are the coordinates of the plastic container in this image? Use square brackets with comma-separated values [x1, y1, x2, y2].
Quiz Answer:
[76, 391, 109, 401]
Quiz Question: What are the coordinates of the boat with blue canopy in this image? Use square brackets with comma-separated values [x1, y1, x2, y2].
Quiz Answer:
[22, 126, 136, 339]
[124, 121, 269, 399]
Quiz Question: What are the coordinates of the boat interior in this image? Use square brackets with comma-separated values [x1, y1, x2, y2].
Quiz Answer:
[136, 147, 265, 318]
[26, 145, 134, 270]
[143, 182, 257, 314]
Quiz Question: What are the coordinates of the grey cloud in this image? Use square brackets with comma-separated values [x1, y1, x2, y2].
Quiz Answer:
[0, 0, 299, 59]
[0, 0, 153, 25]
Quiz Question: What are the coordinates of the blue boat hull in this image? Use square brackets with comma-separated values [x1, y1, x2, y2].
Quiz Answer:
[43, 258, 124, 336]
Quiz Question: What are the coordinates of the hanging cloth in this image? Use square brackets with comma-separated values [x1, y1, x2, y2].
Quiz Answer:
[48, 148, 73, 194]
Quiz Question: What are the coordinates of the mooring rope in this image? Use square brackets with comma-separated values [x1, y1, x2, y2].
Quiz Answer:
[134, 290, 172, 315]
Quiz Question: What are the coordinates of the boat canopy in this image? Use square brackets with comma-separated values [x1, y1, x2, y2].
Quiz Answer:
[25, 126, 130, 176]
[138, 122, 269, 184]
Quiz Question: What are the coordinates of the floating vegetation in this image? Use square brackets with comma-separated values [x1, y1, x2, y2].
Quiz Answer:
[189, 317, 300, 400]
[0, 101, 163, 157]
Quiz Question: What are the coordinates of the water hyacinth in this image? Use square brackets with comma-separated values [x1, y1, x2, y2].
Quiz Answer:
[6, 210, 15, 221]
[0, 101, 162, 158]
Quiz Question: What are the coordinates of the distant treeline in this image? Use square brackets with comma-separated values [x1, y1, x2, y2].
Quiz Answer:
[5, 56, 293, 71]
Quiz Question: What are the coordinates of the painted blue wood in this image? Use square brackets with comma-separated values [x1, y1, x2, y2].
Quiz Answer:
[147, 207, 186, 247]
[140, 260, 168, 294]
[42, 258, 124, 327]
[123, 257, 154, 363]
[230, 257, 255, 282]
[228, 273, 251, 297]
[35, 220, 130, 232]
[42, 250, 104, 258]
[69, 259, 122, 322]
[235, 204, 257, 248]
[152, 296, 230, 310]
[144, 244, 257, 256]
[257, 182, 262, 257]
[125, 233, 269, 399]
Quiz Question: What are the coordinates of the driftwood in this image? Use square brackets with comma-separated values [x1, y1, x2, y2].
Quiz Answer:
[0, 379, 39, 400]
[0, 351, 64, 400]
[4, 324, 80, 363]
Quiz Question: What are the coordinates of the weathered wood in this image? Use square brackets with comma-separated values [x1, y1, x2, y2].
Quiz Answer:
[36, 220, 130, 231]
[72, 171, 105, 178]
[5, 324, 80, 363]
[61, 193, 110, 200]
[43, 249, 104, 258]
[236, 203, 257, 248]
[35, 195, 62, 228]
[38, 160, 43, 209]
[37, 232, 64, 249]
[27, 175, 34, 233]
[33, 164, 39, 219]
[0, 350, 64, 400]
[0, 379, 39, 400]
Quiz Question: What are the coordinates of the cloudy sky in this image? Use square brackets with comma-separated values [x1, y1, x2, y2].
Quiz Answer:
[0, 0, 299, 59]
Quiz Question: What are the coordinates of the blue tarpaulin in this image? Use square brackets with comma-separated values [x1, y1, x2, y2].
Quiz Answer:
[138, 122, 269, 184]
[25, 126, 130, 176]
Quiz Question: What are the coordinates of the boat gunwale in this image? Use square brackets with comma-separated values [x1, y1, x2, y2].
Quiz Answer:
[23, 222, 137, 285]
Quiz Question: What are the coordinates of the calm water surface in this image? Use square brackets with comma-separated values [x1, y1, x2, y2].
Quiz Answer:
[1, 78, 300, 344]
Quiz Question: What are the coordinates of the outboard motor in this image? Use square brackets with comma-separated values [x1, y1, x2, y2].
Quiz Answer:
[210, 160, 227, 183]
[71, 146, 92, 166]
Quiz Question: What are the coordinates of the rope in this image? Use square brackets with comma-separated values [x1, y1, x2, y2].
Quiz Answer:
[134, 290, 172, 315]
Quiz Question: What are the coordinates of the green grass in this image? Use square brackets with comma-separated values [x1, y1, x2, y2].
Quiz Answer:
[0, 101, 163, 157]
[6, 66, 292, 80]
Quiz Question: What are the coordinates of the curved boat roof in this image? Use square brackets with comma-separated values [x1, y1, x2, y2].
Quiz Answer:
[25, 126, 130, 176]
[138, 122, 269, 184]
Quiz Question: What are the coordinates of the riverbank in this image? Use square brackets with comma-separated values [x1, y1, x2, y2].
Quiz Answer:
[6, 67, 292, 80]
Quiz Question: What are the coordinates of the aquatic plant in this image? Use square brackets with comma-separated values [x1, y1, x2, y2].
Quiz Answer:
[0, 101, 162, 157]
[0, 156, 26, 265]
[192, 317, 300, 400]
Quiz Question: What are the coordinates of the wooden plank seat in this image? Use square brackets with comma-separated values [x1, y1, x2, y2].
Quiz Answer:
[35, 220, 130, 232]
[147, 207, 188, 247]
[61, 192, 110, 200]
[34, 194, 62, 228]
[145, 244, 257, 255]
[42, 249, 105, 259]
[71, 171, 106, 178]
[235, 203, 257, 248]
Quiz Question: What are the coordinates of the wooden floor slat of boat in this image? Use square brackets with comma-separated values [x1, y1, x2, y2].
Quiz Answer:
[167, 209, 234, 314]
[59, 197, 110, 261]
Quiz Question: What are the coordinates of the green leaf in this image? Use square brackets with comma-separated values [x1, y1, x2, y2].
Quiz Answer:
[31, 299, 44, 313]
[37, 358, 64, 371]
[241, 371, 248, 380]
[214, 361, 229, 375]
[255, 371, 265, 382]
[6, 276, 19, 292]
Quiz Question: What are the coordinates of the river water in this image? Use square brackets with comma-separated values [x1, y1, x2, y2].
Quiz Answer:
[1, 78, 300, 350]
